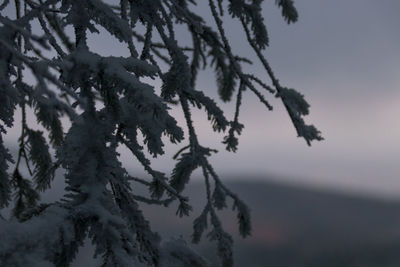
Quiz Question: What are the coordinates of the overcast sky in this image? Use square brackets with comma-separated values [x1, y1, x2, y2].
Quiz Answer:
[150, 0, 400, 198]
[3, 0, 400, 199]
[227, 0, 400, 198]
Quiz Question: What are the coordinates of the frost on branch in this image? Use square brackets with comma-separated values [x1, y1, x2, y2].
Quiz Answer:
[0, 0, 321, 266]
[0, 135, 13, 208]
[25, 129, 54, 191]
[278, 87, 323, 145]
[275, 0, 299, 24]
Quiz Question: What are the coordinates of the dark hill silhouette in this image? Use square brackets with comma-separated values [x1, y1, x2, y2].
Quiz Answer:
[141, 178, 400, 266]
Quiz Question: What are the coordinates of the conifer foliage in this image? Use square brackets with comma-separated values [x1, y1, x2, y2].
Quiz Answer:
[0, 0, 321, 266]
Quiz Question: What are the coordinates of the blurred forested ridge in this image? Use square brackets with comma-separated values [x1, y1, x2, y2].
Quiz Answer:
[69, 179, 400, 267]
[3, 168, 398, 266]
[159, 181, 400, 267]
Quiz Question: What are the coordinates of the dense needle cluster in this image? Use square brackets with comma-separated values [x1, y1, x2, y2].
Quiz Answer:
[0, 0, 321, 266]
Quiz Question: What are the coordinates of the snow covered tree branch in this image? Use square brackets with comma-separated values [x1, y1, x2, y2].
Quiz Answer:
[0, 0, 321, 266]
